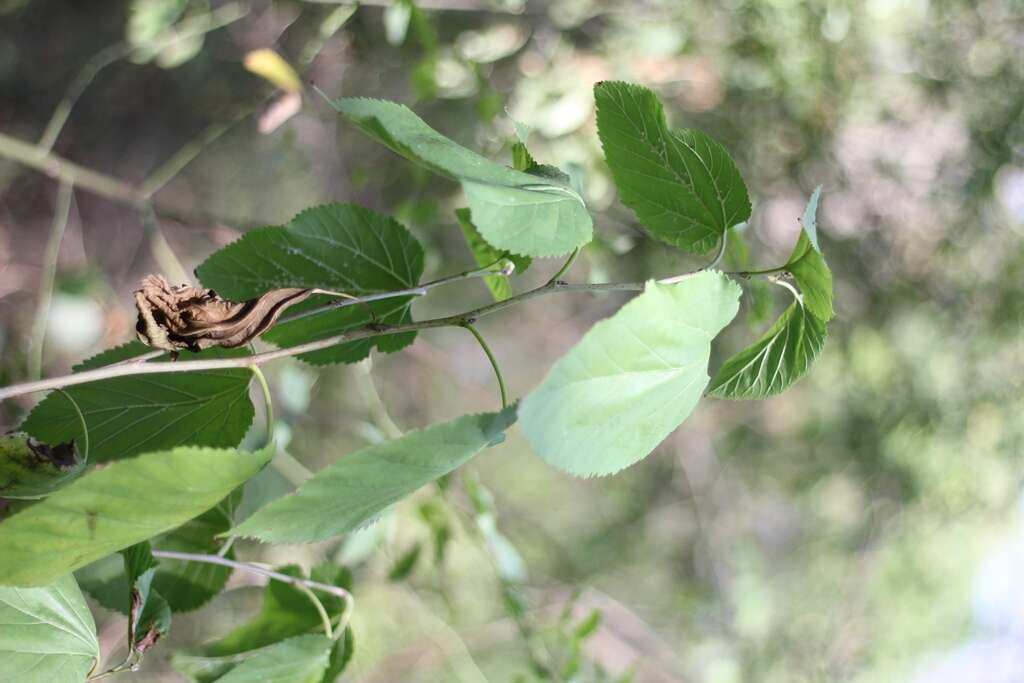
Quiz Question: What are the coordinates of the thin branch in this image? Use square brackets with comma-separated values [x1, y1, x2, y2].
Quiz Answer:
[462, 323, 507, 409]
[0, 280, 645, 401]
[546, 248, 579, 285]
[28, 179, 74, 380]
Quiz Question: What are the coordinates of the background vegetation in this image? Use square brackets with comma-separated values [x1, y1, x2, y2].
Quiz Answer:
[1, 0, 1022, 681]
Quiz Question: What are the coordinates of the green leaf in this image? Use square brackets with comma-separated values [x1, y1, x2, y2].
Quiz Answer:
[594, 81, 750, 254]
[203, 564, 351, 656]
[333, 97, 592, 257]
[320, 628, 354, 683]
[122, 542, 171, 657]
[0, 574, 99, 683]
[21, 344, 255, 464]
[708, 300, 827, 399]
[0, 433, 84, 499]
[0, 444, 272, 587]
[519, 273, 741, 476]
[387, 543, 421, 581]
[76, 491, 241, 614]
[785, 187, 833, 321]
[214, 634, 333, 683]
[574, 609, 602, 641]
[152, 490, 241, 612]
[455, 208, 531, 302]
[230, 408, 517, 543]
[196, 203, 425, 366]
[511, 142, 536, 171]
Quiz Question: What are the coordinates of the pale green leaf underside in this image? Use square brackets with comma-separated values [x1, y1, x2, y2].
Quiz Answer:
[231, 408, 517, 543]
[595, 81, 750, 254]
[0, 574, 98, 683]
[0, 445, 272, 587]
[22, 344, 254, 464]
[214, 634, 332, 683]
[455, 208, 531, 302]
[196, 203, 425, 365]
[333, 97, 592, 257]
[708, 301, 827, 399]
[519, 273, 741, 477]
[786, 186, 833, 321]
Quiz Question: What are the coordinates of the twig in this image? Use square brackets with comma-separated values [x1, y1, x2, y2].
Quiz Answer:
[28, 179, 74, 380]
[546, 248, 579, 285]
[150, 550, 354, 637]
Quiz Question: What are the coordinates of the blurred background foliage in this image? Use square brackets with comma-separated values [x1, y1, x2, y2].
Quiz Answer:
[1, 0, 1023, 681]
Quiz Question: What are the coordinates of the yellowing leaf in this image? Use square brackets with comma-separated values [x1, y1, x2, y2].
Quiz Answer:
[244, 49, 302, 94]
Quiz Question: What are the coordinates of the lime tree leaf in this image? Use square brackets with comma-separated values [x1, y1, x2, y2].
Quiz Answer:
[0, 574, 98, 683]
[455, 208, 531, 302]
[203, 564, 351, 657]
[76, 491, 241, 614]
[230, 407, 517, 543]
[152, 490, 241, 612]
[333, 97, 592, 257]
[708, 300, 827, 399]
[0, 444, 272, 587]
[173, 650, 246, 683]
[785, 187, 833, 321]
[122, 543, 171, 657]
[519, 273, 741, 477]
[21, 344, 254, 464]
[196, 203, 425, 366]
[215, 634, 333, 683]
[0, 433, 84, 499]
[594, 81, 750, 254]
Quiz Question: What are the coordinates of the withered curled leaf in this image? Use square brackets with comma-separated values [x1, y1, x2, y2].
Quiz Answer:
[134, 274, 322, 352]
[0, 432, 84, 499]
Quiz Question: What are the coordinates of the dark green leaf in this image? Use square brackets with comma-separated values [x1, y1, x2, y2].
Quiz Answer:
[708, 300, 827, 399]
[0, 444, 272, 587]
[333, 97, 592, 257]
[594, 81, 750, 253]
[320, 627, 354, 683]
[0, 575, 98, 683]
[388, 543, 421, 581]
[203, 564, 350, 657]
[196, 203, 425, 366]
[122, 542, 171, 656]
[456, 208, 531, 302]
[519, 273, 741, 476]
[0, 433, 84, 499]
[230, 408, 517, 543]
[214, 634, 333, 683]
[21, 345, 254, 464]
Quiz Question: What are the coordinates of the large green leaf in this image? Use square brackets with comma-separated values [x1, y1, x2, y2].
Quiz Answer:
[333, 97, 592, 257]
[0, 445, 272, 587]
[21, 343, 255, 464]
[203, 564, 351, 656]
[594, 81, 750, 254]
[519, 273, 741, 477]
[0, 574, 98, 682]
[196, 203, 424, 366]
[230, 408, 517, 543]
[455, 208, 531, 302]
[785, 186, 833, 321]
[708, 300, 827, 399]
[215, 634, 333, 683]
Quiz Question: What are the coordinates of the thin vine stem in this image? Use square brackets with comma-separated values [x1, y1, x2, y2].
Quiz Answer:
[28, 178, 74, 380]
[546, 248, 579, 285]
[54, 388, 88, 463]
[462, 323, 508, 409]
[150, 549, 354, 639]
[248, 365, 274, 449]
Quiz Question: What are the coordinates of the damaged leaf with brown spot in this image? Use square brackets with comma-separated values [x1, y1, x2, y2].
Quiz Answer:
[0, 432, 84, 499]
[134, 274, 330, 352]
[122, 542, 171, 661]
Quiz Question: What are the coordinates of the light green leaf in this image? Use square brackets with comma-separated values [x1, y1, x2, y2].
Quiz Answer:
[0, 444, 272, 587]
[785, 187, 833, 321]
[519, 273, 741, 477]
[196, 203, 425, 366]
[21, 344, 255, 464]
[708, 300, 827, 399]
[0, 433, 84, 499]
[230, 408, 517, 543]
[455, 208, 531, 302]
[594, 81, 750, 254]
[203, 564, 351, 656]
[215, 634, 333, 683]
[0, 574, 98, 683]
[333, 97, 592, 257]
